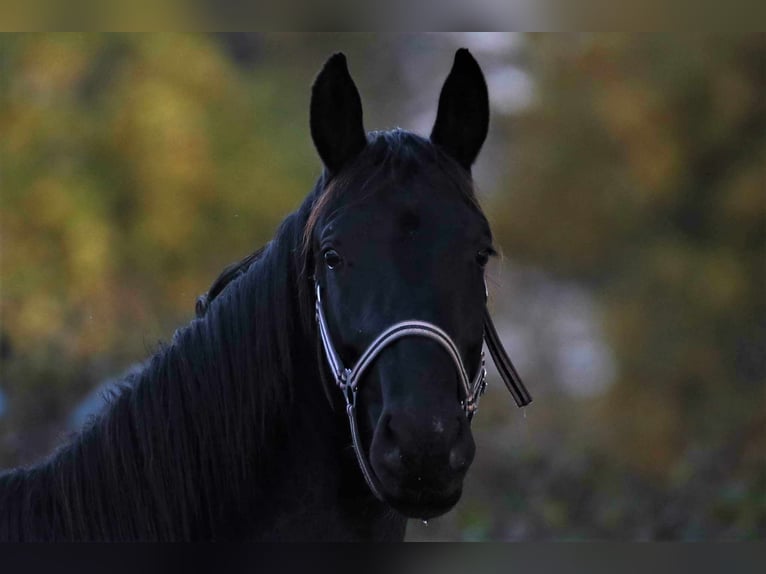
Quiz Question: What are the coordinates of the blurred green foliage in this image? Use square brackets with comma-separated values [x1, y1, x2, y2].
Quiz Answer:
[0, 34, 764, 539]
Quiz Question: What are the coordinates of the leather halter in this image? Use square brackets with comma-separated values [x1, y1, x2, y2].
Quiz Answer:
[314, 280, 531, 502]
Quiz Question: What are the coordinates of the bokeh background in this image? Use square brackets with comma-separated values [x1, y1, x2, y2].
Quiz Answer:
[0, 33, 764, 540]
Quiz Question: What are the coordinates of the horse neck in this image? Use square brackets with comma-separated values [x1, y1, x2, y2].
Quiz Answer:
[0, 233, 296, 539]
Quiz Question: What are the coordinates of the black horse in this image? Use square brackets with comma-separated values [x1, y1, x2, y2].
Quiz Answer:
[0, 49, 529, 541]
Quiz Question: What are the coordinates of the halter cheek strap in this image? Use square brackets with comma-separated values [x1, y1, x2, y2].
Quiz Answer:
[314, 281, 531, 502]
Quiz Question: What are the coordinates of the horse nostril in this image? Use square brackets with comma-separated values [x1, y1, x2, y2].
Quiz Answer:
[382, 445, 404, 473]
[448, 447, 468, 471]
[382, 413, 396, 439]
[454, 415, 465, 438]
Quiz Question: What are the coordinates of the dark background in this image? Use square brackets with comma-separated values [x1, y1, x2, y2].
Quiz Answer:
[1, 33, 764, 540]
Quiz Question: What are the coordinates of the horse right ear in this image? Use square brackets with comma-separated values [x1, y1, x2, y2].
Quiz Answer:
[430, 49, 489, 172]
[310, 53, 367, 174]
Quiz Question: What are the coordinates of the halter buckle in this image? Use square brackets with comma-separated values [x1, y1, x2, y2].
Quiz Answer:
[464, 399, 478, 422]
[338, 367, 352, 386]
[339, 368, 355, 405]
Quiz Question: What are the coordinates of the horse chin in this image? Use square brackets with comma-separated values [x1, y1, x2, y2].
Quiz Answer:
[381, 483, 464, 520]
[389, 489, 463, 520]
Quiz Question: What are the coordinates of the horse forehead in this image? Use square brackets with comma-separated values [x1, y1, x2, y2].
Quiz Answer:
[330, 209, 463, 260]
[341, 186, 473, 236]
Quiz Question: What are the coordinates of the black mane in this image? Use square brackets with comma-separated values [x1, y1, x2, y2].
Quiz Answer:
[0, 190, 317, 540]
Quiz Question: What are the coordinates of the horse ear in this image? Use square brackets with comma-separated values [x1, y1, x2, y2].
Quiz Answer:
[430, 49, 489, 171]
[310, 53, 367, 174]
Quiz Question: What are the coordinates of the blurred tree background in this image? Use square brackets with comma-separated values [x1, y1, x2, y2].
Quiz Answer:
[0, 33, 764, 540]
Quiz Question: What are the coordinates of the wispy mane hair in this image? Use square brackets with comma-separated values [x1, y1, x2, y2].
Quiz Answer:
[0, 194, 316, 540]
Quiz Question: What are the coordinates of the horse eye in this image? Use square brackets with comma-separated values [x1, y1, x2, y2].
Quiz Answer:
[323, 249, 343, 270]
[476, 250, 491, 267]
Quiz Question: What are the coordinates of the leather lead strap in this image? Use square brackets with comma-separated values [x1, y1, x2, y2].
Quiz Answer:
[483, 308, 532, 407]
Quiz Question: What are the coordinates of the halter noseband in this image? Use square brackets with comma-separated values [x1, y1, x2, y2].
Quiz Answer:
[314, 280, 531, 502]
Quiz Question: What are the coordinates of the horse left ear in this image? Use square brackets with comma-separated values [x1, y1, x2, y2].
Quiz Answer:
[430, 49, 489, 171]
[310, 53, 367, 174]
